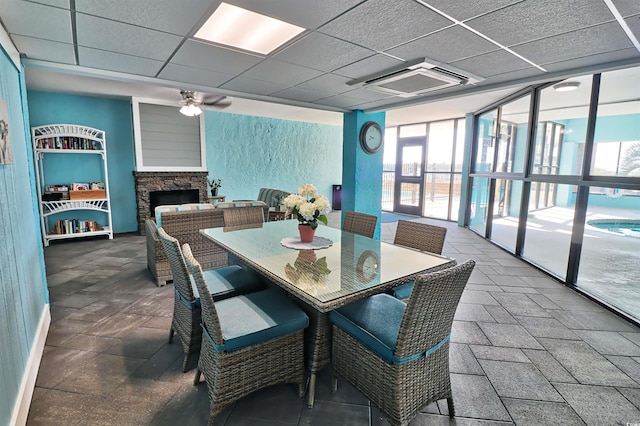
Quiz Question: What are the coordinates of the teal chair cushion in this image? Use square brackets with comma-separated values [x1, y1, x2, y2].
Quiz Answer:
[210, 288, 309, 352]
[329, 294, 406, 363]
[392, 281, 414, 300]
[190, 265, 264, 302]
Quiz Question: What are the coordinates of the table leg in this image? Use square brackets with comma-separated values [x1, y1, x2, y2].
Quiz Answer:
[296, 305, 332, 409]
[307, 372, 317, 408]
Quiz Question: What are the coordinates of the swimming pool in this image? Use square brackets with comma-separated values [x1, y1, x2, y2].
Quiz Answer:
[587, 219, 640, 238]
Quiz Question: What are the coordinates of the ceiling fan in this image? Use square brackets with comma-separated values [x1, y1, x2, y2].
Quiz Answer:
[178, 90, 232, 116]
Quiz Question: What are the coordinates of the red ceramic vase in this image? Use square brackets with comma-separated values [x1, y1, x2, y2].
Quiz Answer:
[298, 224, 315, 243]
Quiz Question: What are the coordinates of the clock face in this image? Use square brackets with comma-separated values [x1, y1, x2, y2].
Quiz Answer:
[360, 121, 383, 154]
[356, 250, 379, 283]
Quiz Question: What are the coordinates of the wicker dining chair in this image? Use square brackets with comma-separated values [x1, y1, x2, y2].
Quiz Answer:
[391, 220, 448, 300]
[157, 227, 265, 372]
[182, 243, 309, 425]
[330, 260, 475, 426]
[221, 205, 266, 227]
[342, 210, 378, 238]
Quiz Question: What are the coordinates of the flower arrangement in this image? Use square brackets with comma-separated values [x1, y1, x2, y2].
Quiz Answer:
[208, 178, 222, 189]
[283, 184, 330, 230]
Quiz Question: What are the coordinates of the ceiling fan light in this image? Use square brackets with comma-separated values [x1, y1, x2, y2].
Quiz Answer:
[553, 81, 581, 92]
[180, 103, 202, 117]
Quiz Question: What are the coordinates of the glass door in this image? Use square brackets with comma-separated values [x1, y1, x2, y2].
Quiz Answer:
[394, 137, 424, 215]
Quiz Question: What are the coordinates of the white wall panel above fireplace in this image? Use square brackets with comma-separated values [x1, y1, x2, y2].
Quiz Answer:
[132, 98, 206, 171]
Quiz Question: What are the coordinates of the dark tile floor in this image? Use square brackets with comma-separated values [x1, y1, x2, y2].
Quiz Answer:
[28, 216, 640, 425]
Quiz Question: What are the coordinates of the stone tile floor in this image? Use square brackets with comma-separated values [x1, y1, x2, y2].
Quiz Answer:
[27, 215, 640, 425]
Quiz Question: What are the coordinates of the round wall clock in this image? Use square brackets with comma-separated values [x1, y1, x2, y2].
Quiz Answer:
[359, 121, 383, 154]
[356, 250, 379, 283]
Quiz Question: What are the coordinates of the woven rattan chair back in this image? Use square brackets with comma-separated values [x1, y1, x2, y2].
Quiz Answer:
[396, 260, 475, 360]
[331, 260, 475, 426]
[182, 243, 224, 348]
[393, 220, 447, 255]
[157, 227, 195, 301]
[222, 206, 265, 227]
[183, 242, 306, 425]
[342, 210, 377, 238]
[157, 227, 201, 372]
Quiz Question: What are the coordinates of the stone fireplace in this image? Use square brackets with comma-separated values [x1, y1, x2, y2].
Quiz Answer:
[133, 171, 208, 234]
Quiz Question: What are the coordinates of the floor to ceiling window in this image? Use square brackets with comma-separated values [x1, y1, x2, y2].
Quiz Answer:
[382, 128, 397, 211]
[384, 118, 464, 221]
[467, 66, 640, 324]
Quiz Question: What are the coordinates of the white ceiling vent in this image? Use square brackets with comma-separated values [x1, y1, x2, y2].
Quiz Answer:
[353, 58, 483, 98]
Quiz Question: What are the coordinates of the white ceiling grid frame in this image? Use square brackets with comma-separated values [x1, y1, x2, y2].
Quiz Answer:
[604, 0, 640, 52]
[416, 0, 547, 72]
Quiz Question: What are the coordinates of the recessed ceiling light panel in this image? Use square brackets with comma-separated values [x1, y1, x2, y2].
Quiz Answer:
[194, 3, 305, 55]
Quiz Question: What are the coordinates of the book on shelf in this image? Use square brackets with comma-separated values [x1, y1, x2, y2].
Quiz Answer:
[51, 219, 103, 235]
[37, 136, 97, 150]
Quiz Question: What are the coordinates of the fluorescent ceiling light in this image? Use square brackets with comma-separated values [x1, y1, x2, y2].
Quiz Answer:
[180, 103, 202, 116]
[194, 3, 305, 55]
[553, 81, 581, 92]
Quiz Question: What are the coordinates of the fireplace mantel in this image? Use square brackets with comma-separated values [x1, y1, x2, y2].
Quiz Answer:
[133, 171, 208, 234]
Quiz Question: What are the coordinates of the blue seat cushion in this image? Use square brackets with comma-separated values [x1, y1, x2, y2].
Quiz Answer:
[329, 294, 406, 363]
[211, 288, 309, 352]
[191, 265, 264, 302]
[392, 281, 414, 300]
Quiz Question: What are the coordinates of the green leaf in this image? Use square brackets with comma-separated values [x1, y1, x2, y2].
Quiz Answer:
[317, 214, 328, 226]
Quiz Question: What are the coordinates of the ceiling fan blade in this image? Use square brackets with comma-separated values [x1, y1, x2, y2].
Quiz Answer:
[201, 95, 232, 109]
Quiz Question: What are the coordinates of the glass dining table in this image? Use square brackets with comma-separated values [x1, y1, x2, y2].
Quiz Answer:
[200, 220, 456, 408]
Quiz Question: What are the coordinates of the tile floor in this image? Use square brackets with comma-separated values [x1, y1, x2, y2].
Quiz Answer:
[27, 214, 640, 425]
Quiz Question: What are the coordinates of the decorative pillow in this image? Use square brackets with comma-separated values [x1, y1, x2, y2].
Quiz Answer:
[155, 203, 215, 227]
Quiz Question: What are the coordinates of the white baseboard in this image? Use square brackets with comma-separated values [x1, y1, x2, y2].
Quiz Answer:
[10, 304, 51, 426]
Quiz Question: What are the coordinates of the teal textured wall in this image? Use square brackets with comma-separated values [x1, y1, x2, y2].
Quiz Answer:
[204, 111, 342, 203]
[0, 54, 48, 424]
[342, 110, 385, 239]
[27, 91, 138, 233]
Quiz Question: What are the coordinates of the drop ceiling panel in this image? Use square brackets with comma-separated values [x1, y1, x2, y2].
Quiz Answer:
[295, 74, 352, 96]
[420, 0, 521, 21]
[11, 35, 75, 64]
[1, 2, 72, 43]
[239, 59, 323, 86]
[274, 32, 374, 72]
[626, 15, 640, 40]
[158, 63, 233, 88]
[512, 22, 635, 65]
[542, 48, 640, 73]
[27, 0, 69, 8]
[76, 13, 183, 61]
[78, 47, 164, 77]
[270, 87, 326, 103]
[450, 50, 532, 78]
[478, 67, 546, 86]
[467, 0, 615, 46]
[386, 26, 498, 63]
[313, 93, 376, 109]
[341, 88, 397, 102]
[229, 0, 363, 30]
[319, 0, 453, 51]
[170, 40, 263, 75]
[220, 76, 290, 96]
[613, 0, 640, 17]
[75, 0, 214, 35]
[332, 54, 404, 79]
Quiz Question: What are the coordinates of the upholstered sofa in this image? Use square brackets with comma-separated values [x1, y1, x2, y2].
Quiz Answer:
[146, 201, 269, 286]
[257, 188, 291, 208]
